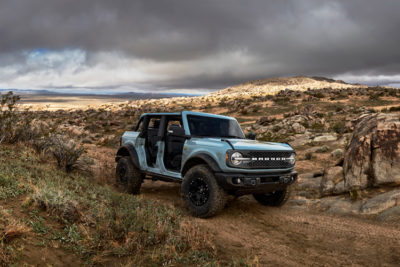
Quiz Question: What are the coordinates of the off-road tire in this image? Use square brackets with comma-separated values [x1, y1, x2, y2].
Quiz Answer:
[115, 156, 143, 194]
[181, 164, 227, 218]
[253, 186, 291, 206]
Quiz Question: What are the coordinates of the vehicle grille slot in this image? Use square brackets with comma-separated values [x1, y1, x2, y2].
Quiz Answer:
[243, 151, 293, 169]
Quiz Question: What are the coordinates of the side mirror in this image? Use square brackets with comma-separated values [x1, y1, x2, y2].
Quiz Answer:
[247, 132, 256, 140]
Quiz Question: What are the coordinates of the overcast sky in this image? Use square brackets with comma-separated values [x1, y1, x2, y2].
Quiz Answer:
[0, 0, 399, 93]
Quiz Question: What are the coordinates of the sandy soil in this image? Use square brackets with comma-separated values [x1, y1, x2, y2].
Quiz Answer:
[140, 180, 400, 266]
[19, 95, 129, 110]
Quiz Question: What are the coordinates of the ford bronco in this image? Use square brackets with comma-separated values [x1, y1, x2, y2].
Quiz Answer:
[115, 111, 297, 218]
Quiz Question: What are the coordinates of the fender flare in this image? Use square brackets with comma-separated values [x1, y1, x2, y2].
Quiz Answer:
[182, 153, 222, 177]
[115, 145, 140, 169]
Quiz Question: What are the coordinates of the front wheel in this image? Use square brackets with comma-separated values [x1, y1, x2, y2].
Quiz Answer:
[115, 156, 143, 194]
[253, 186, 291, 206]
[181, 164, 227, 218]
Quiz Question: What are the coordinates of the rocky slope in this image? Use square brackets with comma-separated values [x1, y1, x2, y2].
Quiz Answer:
[211, 76, 367, 98]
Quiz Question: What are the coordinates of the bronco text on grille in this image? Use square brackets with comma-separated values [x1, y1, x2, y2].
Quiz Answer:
[242, 151, 293, 169]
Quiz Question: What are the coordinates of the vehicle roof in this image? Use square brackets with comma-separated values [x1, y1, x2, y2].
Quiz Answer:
[140, 111, 236, 120]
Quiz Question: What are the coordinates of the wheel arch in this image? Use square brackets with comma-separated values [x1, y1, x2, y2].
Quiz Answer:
[116, 145, 140, 169]
[181, 153, 222, 177]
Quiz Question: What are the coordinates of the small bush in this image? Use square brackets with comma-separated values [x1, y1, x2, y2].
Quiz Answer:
[305, 152, 313, 160]
[273, 96, 290, 105]
[47, 136, 91, 173]
[251, 104, 263, 113]
[272, 125, 282, 132]
[218, 97, 228, 107]
[389, 106, 400, 112]
[316, 145, 329, 153]
[240, 109, 248, 115]
[310, 122, 325, 133]
[369, 94, 380, 101]
[331, 120, 346, 134]
[0, 92, 20, 143]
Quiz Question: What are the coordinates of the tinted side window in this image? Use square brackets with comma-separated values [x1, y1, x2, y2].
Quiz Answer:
[148, 117, 161, 130]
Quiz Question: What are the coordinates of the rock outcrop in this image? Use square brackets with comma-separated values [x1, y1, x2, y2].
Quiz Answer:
[320, 166, 344, 196]
[343, 113, 400, 191]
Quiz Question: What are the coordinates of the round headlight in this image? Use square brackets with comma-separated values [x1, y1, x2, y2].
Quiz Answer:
[288, 153, 296, 165]
[231, 152, 243, 166]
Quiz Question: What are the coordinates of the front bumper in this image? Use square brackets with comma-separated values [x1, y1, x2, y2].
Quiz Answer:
[214, 170, 297, 196]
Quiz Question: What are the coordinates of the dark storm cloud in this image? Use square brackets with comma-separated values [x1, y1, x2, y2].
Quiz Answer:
[0, 0, 399, 91]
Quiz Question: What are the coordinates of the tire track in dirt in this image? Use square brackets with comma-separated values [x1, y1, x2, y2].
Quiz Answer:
[140, 180, 400, 266]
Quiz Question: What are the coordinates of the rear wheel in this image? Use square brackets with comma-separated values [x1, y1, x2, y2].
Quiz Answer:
[115, 156, 143, 194]
[253, 186, 291, 206]
[181, 164, 227, 218]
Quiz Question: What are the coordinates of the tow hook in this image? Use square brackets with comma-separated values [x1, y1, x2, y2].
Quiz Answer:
[250, 178, 260, 186]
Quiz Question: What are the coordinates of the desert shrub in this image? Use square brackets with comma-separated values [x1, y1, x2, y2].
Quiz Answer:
[369, 93, 380, 101]
[47, 136, 91, 173]
[311, 92, 325, 98]
[203, 103, 212, 110]
[300, 121, 310, 128]
[0, 92, 53, 144]
[272, 96, 290, 105]
[251, 104, 263, 113]
[389, 106, 400, 112]
[257, 132, 290, 143]
[310, 122, 325, 133]
[331, 120, 347, 134]
[305, 152, 313, 160]
[0, 92, 20, 143]
[316, 145, 329, 153]
[218, 97, 228, 107]
[240, 109, 248, 115]
[32, 181, 81, 223]
[272, 125, 282, 132]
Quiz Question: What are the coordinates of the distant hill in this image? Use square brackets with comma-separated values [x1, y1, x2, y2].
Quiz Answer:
[210, 76, 368, 98]
[0, 89, 194, 100]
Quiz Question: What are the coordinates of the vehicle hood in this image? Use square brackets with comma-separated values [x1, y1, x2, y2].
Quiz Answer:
[226, 139, 294, 151]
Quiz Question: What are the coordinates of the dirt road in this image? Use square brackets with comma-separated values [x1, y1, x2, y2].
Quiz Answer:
[140, 180, 400, 266]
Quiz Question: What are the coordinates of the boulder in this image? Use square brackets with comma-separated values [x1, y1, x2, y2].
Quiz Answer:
[288, 133, 312, 147]
[333, 180, 346, 195]
[320, 166, 344, 196]
[360, 190, 400, 215]
[331, 148, 344, 159]
[325, 199, 362, 215]
[292, 122, 306, 134]
[314, 133, 337, 142]
[343, 113, 400, 191]
[257, 116, 275, 126]
[297, 176, 322, 193]
[376, 206, 400, 222]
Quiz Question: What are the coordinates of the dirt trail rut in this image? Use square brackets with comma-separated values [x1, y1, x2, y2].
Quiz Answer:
[141, 180, 400, 266]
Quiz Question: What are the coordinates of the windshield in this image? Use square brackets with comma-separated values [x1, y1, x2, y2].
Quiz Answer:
[187, 115, 245, 139]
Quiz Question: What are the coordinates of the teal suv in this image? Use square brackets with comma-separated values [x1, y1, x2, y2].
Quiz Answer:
[116, 111, 297, 218]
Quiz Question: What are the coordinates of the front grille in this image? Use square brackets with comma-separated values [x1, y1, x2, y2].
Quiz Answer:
[242, 151, 293, 169]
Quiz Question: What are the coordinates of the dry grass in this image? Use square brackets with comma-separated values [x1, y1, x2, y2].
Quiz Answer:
[2, 224, 30, 243]
[0, 205, 31, 265]
[0, 145, 217, 265]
